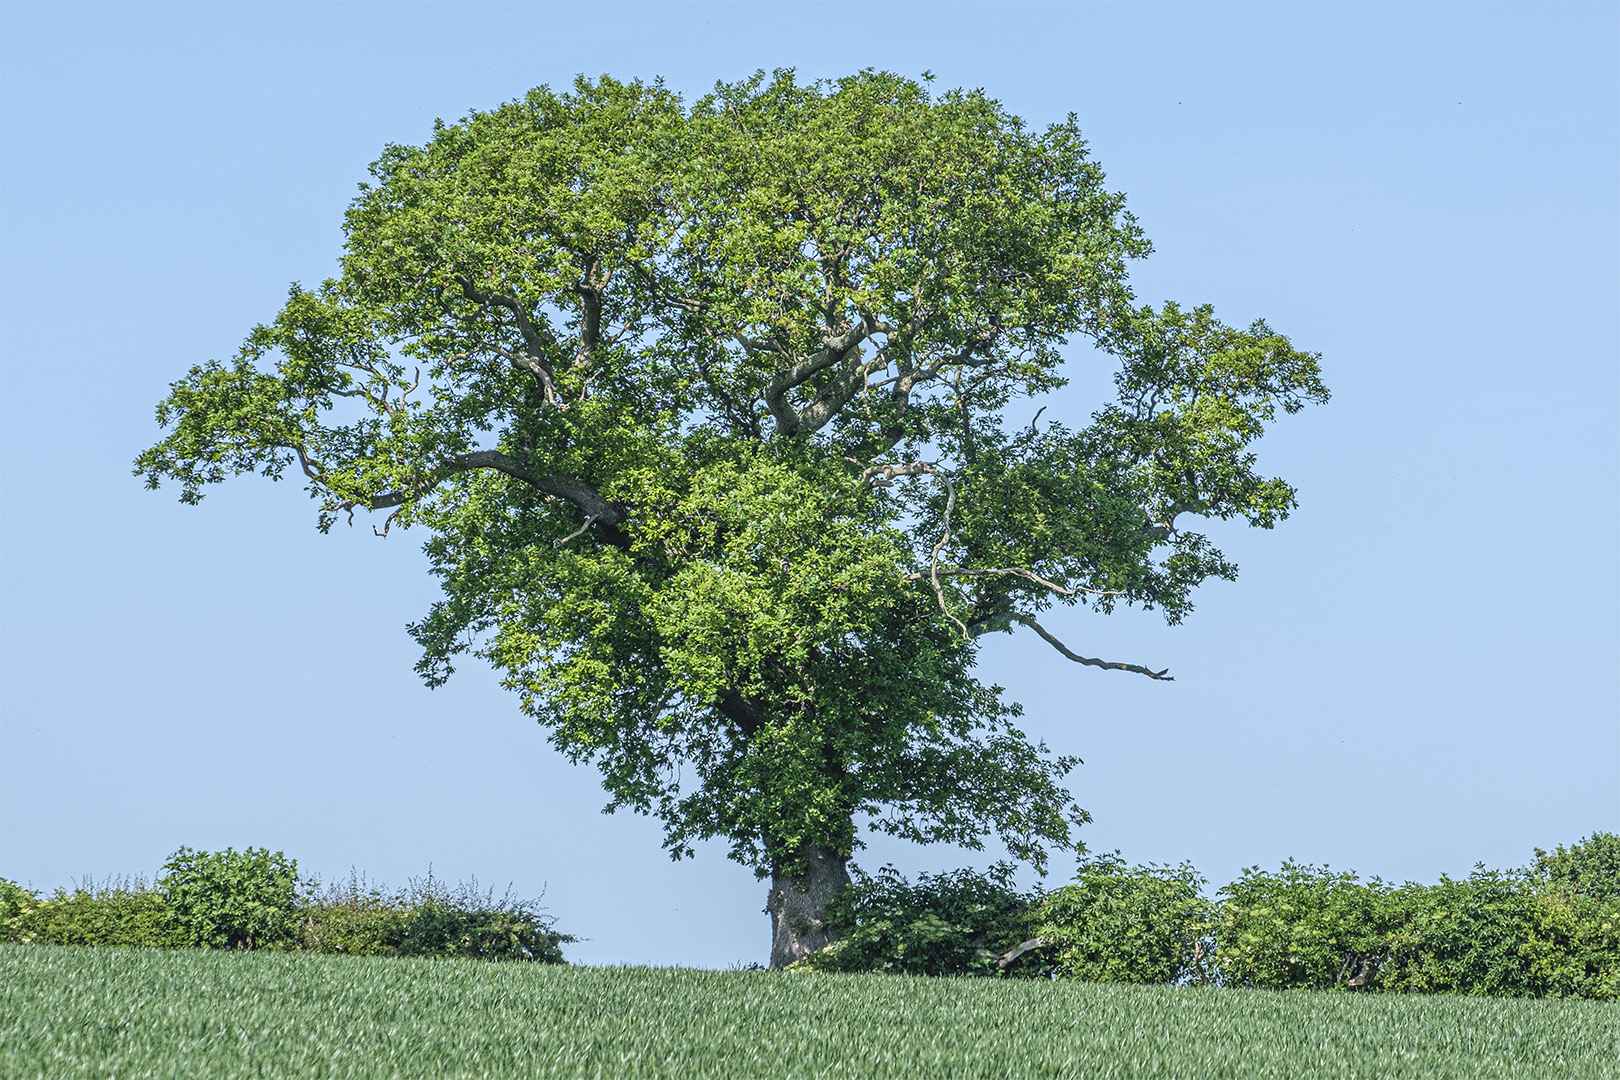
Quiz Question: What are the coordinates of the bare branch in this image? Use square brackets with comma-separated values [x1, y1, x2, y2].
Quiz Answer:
[372, 507, 404, 538]
[927, 468, 970, 638]
[554, 512, 601, 548]
[733, 332, 785, 356]
[972, 937, 1051, 970]
[998, 938, 1048, 970]
[291, 444, 323, 483]
[489, 343, 565, 408]
[299, 449, 629, 550]
[1013, 614, 1173, 681]
[859, 460, 938, 487]
[860, 460, 977, 637]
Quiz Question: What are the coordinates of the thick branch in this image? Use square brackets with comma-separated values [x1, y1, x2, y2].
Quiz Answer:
[716, 689, 768, 739]
[794, 352, 893, 437]
[324, 449, 629, 547]
[973, 937, 1050, 970]
[455, 276, 565, 406]
[757, 320, 872, 437]
[1013, 614, 1173, 681]
[572, 255, 606, 368]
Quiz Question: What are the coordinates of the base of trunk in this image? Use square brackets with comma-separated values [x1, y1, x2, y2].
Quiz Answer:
[766, 846, 850, 969]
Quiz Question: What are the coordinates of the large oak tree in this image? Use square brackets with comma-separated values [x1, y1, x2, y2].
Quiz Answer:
[138, 71, 1327, 968]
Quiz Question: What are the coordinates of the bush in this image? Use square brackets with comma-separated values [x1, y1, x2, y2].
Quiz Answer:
[293, 873, 412, 957]
[798, 864, 1036, 976]
[1532, 832, 1620, 902]
[1214, 858, 1619, 999]
[803, 841, 1618, 997]
[1214, 861, 1399, 991]
[159, 846, 300, 950]
[1519, 887, 1620, 1000]
[1376, 868, 1541, 996]
[2, 847, 572, 963]
[297, 872, 572, 963]
[1521, 832, 1620, 999]
[1, 877, 181, 949]
[1033, 854, 1215, 985]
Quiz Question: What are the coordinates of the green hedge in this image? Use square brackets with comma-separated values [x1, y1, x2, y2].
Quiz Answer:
[799, 864, 1037, 976]
[0, 877, 182, 949]
[802, 833, 1620, 999]
[296, 874, 570, 963]
[1, 847, 571, 964]
[1034, 855, 1215, 985]
[1217, 860, 1619, 999]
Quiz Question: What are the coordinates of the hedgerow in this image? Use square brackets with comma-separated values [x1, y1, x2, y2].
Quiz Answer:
[800, 833, 1620, 999]
[795, 863, 1037, 976]
[1, 847, 571, 963]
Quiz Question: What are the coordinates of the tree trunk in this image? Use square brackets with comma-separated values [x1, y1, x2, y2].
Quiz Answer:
[766, 845, 851, 969]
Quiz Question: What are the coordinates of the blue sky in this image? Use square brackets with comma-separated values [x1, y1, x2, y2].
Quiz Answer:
[2, 2, 1615, 967]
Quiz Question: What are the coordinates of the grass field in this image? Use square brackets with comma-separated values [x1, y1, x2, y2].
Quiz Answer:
[3, 945, 1615, 1079]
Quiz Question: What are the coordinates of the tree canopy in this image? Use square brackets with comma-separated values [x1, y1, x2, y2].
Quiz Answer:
[137, 70, 1327, 964]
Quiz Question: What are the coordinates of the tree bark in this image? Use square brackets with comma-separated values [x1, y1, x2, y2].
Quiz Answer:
[766, 845, 851, 969]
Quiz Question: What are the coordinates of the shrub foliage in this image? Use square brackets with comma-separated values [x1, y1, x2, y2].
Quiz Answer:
[0, 877, 181, 950]
[297, 873, 569, 963]
[801, 833, 1619, 999]
[6, 835, 1615, 997]
[801, 864, 1036, 976]
[1, 848, 570, 963]
[160, 846, 299, 950]
[1035, 855, 1215, 985]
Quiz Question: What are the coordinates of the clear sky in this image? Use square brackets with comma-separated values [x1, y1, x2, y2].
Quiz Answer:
[2, 1, 1616, 968]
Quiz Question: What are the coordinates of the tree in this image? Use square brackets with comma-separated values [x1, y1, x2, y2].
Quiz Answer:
[137, 71, 1327, 968]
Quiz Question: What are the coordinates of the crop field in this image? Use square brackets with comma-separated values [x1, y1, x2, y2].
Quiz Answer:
[3, 945, 1615, 1079]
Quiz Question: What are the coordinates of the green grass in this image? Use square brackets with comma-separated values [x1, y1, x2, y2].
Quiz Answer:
[3, 945, 1615, 1079]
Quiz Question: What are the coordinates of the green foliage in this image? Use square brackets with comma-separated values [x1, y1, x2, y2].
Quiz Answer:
[1375, 869, 1541, 997]
[1034, 853, 1215, 984]
[799, 864, 1035, 976]
[1533, 831, 1620, 902]
[1215, 861, 1400, 991]
[0, 878, 182, 949]
[137, 70, 1326, 884]
[1214, 857, 1619, 1000]
[297, 873, 571, 963]
[2, 850, 571, 964]
[803, 838, 1619, 1000]
[159, 846, 300, 950]
[6, 947, 1616, 1080]
[1518, 887, 1620, 1001]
